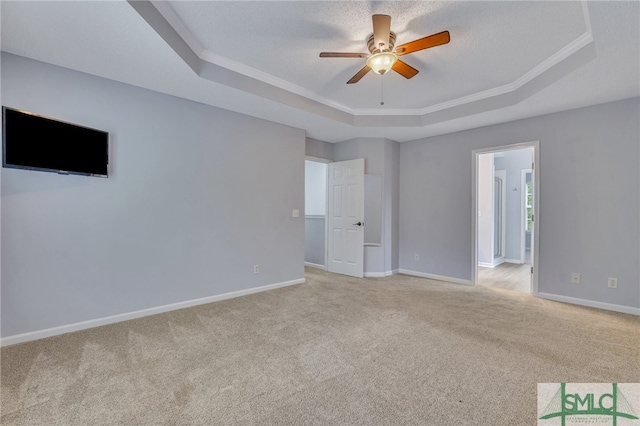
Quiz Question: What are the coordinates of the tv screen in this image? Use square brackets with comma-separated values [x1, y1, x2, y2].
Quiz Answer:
[2, 107, 108, 177]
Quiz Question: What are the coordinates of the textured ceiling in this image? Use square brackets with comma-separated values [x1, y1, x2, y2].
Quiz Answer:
[168, 1, 586, 109]
[1, 1, 639, 142]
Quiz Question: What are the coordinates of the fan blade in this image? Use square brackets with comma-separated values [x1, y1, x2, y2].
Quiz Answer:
[392, 60, 419, 79]
[372, 14, 391, 51]
[320, 52, 368, 58]
[395, 30, 450, 56]
[347, 66, 371, 84]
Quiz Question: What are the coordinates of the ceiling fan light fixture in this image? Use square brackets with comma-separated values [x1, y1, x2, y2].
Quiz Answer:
[319, 14, 450, 84]
[366, 51, 398, 75]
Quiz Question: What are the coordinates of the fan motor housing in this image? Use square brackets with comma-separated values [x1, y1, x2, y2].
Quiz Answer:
[367, 32, 397, 54]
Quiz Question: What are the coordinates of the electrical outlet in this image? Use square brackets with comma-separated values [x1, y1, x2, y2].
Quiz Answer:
[254, 264, 260, 274]
[292, 209, 299, 218]
[571, 273, 581, 284]
[607, 277, 617, 288]
[415, 254, 420, 262]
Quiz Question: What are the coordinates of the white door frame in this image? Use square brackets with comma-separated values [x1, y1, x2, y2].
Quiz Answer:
[471, 141, 540, 295]
[493, 169, 507, 266]
[521, 168, 532, 264]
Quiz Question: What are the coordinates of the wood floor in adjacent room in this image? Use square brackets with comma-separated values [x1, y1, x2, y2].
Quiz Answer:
[2, 268, 638, 425]
[478, 261, 531, 293]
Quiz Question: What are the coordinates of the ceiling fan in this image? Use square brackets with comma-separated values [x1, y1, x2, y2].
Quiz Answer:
[320, 14, 450, 84]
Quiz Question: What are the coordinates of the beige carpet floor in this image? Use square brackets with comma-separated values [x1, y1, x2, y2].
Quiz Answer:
[2, 268, 639, 425]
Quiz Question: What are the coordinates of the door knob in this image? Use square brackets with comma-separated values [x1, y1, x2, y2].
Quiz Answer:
[353, 221, 363, 226]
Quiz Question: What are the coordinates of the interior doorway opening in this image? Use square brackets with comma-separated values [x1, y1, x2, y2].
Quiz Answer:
[304, 158, 329, 270]
[304, 156, 367, 278]
[472, 143, 539, 295]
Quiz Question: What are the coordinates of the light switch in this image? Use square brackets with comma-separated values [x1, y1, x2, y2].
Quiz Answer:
[292, 209, 300, 218]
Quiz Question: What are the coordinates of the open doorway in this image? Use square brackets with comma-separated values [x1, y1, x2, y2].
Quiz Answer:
[304, 158, 329, 270]
[472, 143, 539, 294]
[305, 156, 370, 278]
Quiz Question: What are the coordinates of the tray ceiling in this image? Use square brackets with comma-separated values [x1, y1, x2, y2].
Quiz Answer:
[167, 1, 586, 110]
[1, 1, 638, 142]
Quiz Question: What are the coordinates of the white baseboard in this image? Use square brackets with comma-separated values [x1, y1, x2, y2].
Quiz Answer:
[537, 293, 640, 316]
[304, 262, 325, 270]
[504, 258, 523, 264]
[478, 262, 494, 268]
[0, 278, 306, 347]
[364, 269, 398, 278]
[398, 269, 472, 286]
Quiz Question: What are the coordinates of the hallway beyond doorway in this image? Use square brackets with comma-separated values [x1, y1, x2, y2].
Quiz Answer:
[473, 141, 538, 295]
[478, 262, 530, 293]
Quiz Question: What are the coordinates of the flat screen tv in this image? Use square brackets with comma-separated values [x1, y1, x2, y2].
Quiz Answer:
[2, 107, 109, 177]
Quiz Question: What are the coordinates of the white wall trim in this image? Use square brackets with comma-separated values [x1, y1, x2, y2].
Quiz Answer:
[504, 258, 523, 264]
[478, 262, 494, 268]
[399, 269, 473, 286]
[304, 262, 326, 270]
[494, 169, 507, 261]
[537, 293, 640, 316]
[364, 269, 398, 278]
[0, 278, 305, 347]
[521, 168, 532, 263]
[305, 155, 332, 164]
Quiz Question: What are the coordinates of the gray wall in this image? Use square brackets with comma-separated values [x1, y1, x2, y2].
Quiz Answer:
[305, 137, 334, 161]
[494, 148, 533, 261]
[304, 161, 327, 216]
[399, 97, 640, 309]
[1, 53, 306, 337]
[384, 139, 400, 272]
[304, 218, 325, 266]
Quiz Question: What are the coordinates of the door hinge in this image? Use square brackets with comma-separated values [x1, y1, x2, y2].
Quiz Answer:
[531, 266, 534, 274]
[532, 214, 534, 222]
[532, 162, 535, 170]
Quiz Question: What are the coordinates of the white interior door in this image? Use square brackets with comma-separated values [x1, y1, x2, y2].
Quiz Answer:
[327, 159, 365, 278]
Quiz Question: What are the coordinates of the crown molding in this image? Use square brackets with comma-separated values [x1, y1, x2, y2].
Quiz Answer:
[150, 0, 353, 115]
[135, 1, 595, 127]
[150, 0, 205, 57]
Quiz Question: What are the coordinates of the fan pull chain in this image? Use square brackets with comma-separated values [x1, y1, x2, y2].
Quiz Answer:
[380, 78, 385, 106]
